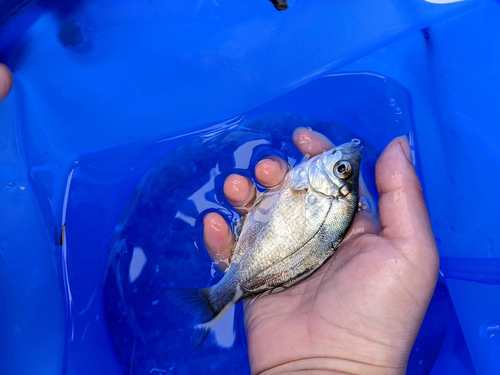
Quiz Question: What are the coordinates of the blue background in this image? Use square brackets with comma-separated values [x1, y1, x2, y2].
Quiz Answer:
[0, 0, 499, 374]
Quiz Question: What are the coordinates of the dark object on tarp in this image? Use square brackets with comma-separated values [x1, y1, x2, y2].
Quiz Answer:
[270, 0, 289, 11]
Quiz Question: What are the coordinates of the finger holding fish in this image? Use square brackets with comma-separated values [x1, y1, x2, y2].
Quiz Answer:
[255, 156, 289, 188]
[223, 174, 257, 215]
[292, 127, 335, 158]
[202, 213, 234, 272]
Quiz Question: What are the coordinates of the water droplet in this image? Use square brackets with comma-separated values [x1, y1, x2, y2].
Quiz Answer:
[488, 239, 494, 258]
[389, 98, 396, 106]
[211, 263, 217, 277]
[152, 300, 158, 305]
[6, 182, 16, 192]
[156, 265, 160, 273]
[480, 320, 500, 338]
[395, 107, 402, 115]
[418, 360, 423, 365]
[447, 173, 455, 186]
[395, 119, 399, 123]
[435, 238, 442, 245]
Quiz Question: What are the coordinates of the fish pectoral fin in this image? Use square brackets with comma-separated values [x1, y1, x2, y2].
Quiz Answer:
[247, 290, 270, 305]
[290, 184, 308, 192]
[248, 268, 320, 300]
[289, 165, 310, 191]
[243, 277, 291, 296]
[246, 284, 291, 305]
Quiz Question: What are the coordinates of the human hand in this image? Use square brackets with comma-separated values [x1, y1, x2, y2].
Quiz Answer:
[203, 128, 439, 375]
[0, 63, 13, 101]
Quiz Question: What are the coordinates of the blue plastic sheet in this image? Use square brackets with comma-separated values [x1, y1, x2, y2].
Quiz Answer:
[1, 0, 499, 374]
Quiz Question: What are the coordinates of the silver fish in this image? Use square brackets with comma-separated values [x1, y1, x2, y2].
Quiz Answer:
[168, 142, 361, 346]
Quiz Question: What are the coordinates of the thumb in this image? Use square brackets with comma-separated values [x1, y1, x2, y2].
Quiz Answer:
[375, 136, 438, 270]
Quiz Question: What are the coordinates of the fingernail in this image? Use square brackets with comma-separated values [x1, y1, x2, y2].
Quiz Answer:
[399, 135, 413, 163]
[358, 196, 372, 213]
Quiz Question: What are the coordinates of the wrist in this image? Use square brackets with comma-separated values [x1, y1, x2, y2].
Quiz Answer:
[257, 357, 406, 375]
[248, 331, 410, 375]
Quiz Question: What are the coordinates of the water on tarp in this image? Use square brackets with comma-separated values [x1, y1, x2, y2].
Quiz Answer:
[103, 113, 380, 375]
[58, 73, 450, 375]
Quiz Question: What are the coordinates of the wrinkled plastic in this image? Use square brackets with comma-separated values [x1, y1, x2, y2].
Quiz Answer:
[1, 0, 499, 374]
[102, 76, 402, 374]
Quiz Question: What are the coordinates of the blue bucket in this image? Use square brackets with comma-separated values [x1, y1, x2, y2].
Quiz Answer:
[1, 0, 499, 374]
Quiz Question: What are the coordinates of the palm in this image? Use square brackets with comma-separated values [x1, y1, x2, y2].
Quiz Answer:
[245, 234, 434, 374]
[203, 129, 438, 375]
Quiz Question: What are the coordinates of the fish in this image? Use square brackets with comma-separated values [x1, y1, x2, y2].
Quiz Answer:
[167, 142, 362, 347]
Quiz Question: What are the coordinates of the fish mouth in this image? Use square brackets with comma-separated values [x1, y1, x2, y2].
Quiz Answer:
[333, 142, 363, 156]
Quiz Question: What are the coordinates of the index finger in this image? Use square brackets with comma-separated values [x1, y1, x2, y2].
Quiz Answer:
[292, 127, 334, 158]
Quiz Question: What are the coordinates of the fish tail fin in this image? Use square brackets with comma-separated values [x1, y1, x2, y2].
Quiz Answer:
[164, 287, 220, 348]
[166, 287, 216, 322]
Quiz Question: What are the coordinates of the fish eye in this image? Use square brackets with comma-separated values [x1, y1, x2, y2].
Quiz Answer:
[334, 161, 352, 179]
